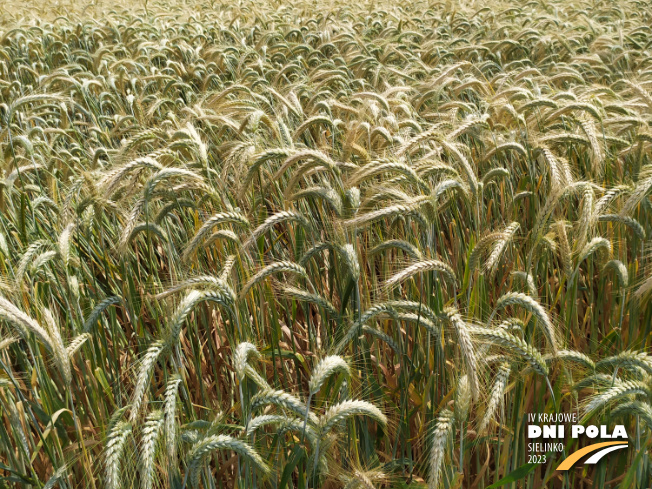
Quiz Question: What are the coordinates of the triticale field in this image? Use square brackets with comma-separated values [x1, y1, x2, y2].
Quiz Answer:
[1, 0, 652, 487]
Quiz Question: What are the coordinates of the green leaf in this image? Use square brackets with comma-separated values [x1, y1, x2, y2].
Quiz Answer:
[620, 445, 646, 488]
[279, 445, 306, 489]
[0, 463, 37, 485]
[486, 463, 537, 488]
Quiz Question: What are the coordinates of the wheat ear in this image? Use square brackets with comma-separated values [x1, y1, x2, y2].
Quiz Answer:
[429, 408, 454, 489]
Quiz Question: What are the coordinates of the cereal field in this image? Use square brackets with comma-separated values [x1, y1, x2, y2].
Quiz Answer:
[0, 0, 652, 487]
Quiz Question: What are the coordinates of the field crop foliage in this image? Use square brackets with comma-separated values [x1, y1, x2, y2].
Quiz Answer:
[1, 0, 652, 487]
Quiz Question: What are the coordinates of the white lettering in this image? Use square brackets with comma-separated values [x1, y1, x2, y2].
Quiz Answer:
[613, 425, 627, 438]
[543, 425, 556, 438]
[528, 425, 542, 438]
[600, 425, 611, 438]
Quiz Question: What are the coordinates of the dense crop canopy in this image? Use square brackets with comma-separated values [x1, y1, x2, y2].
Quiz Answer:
[0, 0, 651, 487]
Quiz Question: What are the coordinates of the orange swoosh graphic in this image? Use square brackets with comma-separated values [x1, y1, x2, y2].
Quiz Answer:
[557, 441, 628, 471]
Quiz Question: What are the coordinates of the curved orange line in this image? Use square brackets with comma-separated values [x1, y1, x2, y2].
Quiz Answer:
[557, 442, 627, 471]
